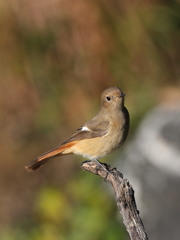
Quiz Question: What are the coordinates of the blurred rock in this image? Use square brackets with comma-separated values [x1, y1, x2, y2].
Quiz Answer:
[117, 104, 180, 240]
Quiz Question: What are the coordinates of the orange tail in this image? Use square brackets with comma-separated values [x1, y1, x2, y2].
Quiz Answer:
[25, 142, 76, 172]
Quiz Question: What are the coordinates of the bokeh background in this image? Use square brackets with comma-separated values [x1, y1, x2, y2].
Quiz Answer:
[1, 0, 180, 239]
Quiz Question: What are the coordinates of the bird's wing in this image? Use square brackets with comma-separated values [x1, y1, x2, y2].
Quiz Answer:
[25, 121, 109, 172]
[62, 120, 110, 144]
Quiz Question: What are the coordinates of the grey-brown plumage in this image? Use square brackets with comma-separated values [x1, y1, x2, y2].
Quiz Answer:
[25, 87, 130, 172]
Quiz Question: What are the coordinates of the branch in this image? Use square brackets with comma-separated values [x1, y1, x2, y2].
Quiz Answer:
[81, 161, 149, 240]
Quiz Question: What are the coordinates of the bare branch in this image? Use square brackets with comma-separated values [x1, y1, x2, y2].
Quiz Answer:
[81, 160, 149, 240]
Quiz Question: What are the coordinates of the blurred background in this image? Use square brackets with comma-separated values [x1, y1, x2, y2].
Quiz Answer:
[1, 0, 180, 239]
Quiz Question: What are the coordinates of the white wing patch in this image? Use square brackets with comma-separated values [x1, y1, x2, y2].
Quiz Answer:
[81, 126, 91, 131]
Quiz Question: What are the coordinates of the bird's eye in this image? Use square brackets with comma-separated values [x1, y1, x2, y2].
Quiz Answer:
[106, 96, 111, 101]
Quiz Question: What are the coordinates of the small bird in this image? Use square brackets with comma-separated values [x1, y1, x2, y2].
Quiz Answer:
[25, 87, 130, 172]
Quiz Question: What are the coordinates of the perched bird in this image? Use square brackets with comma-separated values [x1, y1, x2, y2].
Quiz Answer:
[25, 87, 130, 172]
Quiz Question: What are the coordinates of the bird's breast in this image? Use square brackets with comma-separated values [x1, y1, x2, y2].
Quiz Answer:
[71, 118, 126, 160]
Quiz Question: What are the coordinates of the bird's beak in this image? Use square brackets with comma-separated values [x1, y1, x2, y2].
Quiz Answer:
[119, 92, 126, 98]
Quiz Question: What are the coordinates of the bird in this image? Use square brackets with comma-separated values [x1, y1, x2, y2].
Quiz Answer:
[25, 87, 130, 172]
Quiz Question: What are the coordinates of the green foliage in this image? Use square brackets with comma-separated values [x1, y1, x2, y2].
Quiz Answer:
[0, 175, 126, 240]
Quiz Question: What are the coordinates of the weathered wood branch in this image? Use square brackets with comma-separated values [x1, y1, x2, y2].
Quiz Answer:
[81, 160, 148, 240]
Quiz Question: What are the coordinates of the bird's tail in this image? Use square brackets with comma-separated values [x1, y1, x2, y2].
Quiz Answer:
[25, 142, 75, 172]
